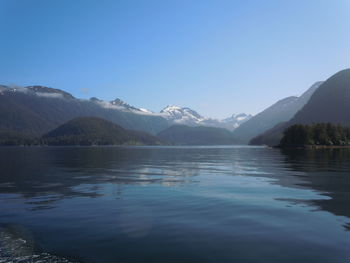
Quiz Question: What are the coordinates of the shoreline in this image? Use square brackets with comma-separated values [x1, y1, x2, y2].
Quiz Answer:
[275, 145, 350, 149]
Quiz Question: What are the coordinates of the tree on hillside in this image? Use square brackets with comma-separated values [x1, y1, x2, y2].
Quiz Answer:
[280, 123, 350, 147]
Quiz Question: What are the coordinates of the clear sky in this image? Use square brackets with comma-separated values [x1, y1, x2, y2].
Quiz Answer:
[1, 0, 350, 118]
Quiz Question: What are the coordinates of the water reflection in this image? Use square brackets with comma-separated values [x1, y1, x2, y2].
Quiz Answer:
[1, 146, 350, 263]
[0, 147, 204, 210]
[1, 146, 350, 222]
[280, 148, 350, 229]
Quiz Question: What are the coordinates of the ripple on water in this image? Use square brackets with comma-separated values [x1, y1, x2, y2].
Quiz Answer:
[0, 226, 77, 263]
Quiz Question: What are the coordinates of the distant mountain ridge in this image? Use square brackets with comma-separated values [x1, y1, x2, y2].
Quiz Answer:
[0, 116, 166, 146]
[0, 85, 169, 135]
[160, 105, 251, 131]
[157, 125, 238, 145]
[232, 81, 323, 143]
[0, 84, 252, 139]
[90, 96, 153, 114]
[43, 117, 165, 146]
[250, 69, 350, 146]
[3, 69, 348, 147]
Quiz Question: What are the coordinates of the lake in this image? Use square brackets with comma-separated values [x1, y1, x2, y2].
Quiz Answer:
[0, 146, 350, 263]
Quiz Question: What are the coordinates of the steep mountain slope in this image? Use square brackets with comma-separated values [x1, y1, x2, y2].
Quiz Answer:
[157, 125, 238, 145]
[0, 85, 169, 135]
[43, 117, 165, 146]
[250, 69, 350, 146]
[291, 70, 350, 125]
[160, 105, 251, 131]
[232, 81, 322, 143]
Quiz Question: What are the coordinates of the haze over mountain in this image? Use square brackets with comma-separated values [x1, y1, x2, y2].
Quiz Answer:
[2, 69, 350, 147]
[43, 117, 165, 146]
[232, 81, 323, 143]
[0, 85, 169, 136]
[0, 84, 251, 139]
[157, 125, 238, 145]
[251, 69, 350, 146]
[90, 97, 153, 115]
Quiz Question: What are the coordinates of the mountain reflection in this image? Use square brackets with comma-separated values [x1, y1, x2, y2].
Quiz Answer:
[0, 147, 201, 210]
[1, 146, 350, 231]
[280, 148, 350, 230]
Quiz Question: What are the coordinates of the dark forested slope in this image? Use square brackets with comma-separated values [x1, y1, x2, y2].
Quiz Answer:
[43, 117, 166, 146]
[250, 69, 350, 146]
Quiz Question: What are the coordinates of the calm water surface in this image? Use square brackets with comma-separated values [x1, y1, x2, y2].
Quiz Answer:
[0, 146, 350, 263]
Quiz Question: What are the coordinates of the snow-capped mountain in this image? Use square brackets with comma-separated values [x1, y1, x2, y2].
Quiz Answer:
[110, 98, 143, 112]
[89, 97, 153, 115]
[222, 113, 252, 130]
[160, 105, 251, 131]
[160, 106, 204, 123]
[0, 84, 250, 132]
[0, 85, 169, 135]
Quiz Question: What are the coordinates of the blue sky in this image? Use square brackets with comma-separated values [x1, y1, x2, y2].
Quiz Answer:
[1, 0, 350, 118]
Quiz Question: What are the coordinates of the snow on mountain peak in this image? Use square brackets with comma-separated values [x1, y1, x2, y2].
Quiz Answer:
[91, 97, 154, 115]
[160, 105, 250, 130]
[223, 113, 252, 122]
[160, 105, 204, 122]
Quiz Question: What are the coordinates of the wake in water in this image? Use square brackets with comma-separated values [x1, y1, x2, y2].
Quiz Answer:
[0, 225, 75, 263]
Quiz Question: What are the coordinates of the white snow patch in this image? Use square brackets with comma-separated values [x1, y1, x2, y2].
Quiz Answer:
[160, 105, 251, 130]
[35, 92, 64, 99]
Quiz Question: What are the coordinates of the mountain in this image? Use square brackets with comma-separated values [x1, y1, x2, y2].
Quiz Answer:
[279, 123, 350, 147]
[0, 85, 169, 136]
[222, 113, 252, 129]
[95, 97, 152, 114]
[160, 105, 251, 131]
[157, 125, 238, 145]
[0, 130, 38, 146]
[250, 69, 350, 146]
[0, 84, 252, 140]
[160, 106, 203, 124]
[43, 117, 165, 146]
[232, 81, 322, 144]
